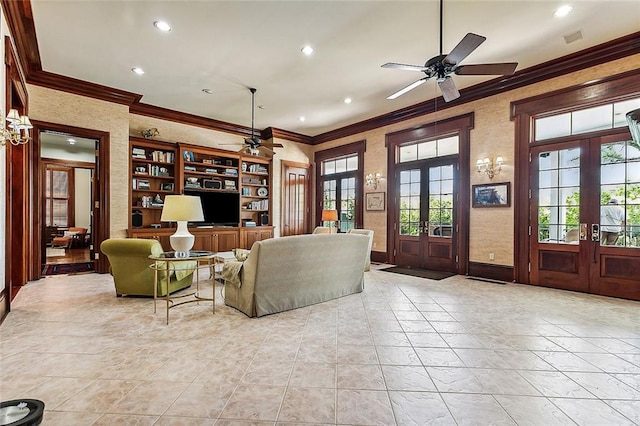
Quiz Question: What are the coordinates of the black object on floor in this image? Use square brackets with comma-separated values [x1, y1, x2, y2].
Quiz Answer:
[0, 398, 45, 425]
[380, 266, 455, 281]
[42, 262, 94, 276]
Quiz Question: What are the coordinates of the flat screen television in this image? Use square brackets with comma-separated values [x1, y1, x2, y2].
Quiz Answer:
[184, 190, 240, 226]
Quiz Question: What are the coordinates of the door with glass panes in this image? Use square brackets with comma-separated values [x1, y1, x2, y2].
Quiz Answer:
[530, 131, 640, 300]
[396, 159, 457, 272]
[322, 176, 356, 232]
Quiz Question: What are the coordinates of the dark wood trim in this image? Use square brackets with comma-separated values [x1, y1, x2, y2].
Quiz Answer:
[468, 262, 515, 283]
[371, 251, 387, 264]
[31, 120, 111, 276]
[511, 69, 640, 285]
[385, 113, 473, 275]
[280, 160, 312, 235]
[131, 102, 255, 138]
[1, 0, 41, 77]
[5, 35, 30, 314]
[42, 157, 95, 169]
[313, 140, 366, 227]
[263, 127, 313, 145]
[29, 71, 142, 106]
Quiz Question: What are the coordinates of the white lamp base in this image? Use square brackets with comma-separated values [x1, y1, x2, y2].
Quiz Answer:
[170, 221, 195, 257]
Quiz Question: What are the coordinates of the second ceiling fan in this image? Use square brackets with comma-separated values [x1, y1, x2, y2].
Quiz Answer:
[382, 0, 518, 102]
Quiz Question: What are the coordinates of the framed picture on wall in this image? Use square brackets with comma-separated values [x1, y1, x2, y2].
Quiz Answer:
[472, 182, 510, 208]
[366, 192, 385, 211]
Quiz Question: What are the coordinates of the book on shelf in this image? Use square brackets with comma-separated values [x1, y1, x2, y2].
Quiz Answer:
[245, 221, 257, 227]
[247, 164, 268, 174]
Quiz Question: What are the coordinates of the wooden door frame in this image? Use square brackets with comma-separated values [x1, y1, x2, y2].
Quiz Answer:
[4, 35, 29, 316]
[385, 113, 472, 274]
[314, 140, 366, 228]
[31, 121, 110, 278]
[511, 69, 640, 284]
[280, 160, 311, 235]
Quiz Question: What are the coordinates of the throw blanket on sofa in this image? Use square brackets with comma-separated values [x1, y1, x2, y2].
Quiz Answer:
[222, 261, 244, 287]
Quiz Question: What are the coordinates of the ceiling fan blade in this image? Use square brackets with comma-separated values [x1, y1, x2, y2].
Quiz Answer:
[443, 33, 486, 66]
[455, 62, 518, 76]
[387, 78, 427, 100]
[438, 76, 460, 102]
[382, 62, 428, 72]
[261, 142, 284, 148]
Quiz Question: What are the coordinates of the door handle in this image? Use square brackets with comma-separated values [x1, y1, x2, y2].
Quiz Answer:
[591, 224, 600, 241]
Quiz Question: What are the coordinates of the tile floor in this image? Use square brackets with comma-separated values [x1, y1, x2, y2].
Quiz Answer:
[1, 266, 639, 425]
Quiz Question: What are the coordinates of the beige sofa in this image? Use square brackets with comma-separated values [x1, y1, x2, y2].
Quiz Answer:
[224, 233, 370, 317]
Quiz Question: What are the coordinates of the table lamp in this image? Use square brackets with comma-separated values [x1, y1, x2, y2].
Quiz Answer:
[321, 209, 338, 233]
[160, 195, 204, 257]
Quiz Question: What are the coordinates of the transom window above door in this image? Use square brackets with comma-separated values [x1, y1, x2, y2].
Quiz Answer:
[321, 154, 358, 176]
[397, 135, 459, 163]
[534, 97, 640, 142]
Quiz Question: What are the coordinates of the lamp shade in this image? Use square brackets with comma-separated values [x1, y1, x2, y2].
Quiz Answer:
[321, 209, 338, 221]
[161, 195, 204, 222]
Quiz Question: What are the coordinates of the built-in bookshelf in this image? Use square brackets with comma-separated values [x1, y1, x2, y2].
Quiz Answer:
[240, 158, 271, 226]
[128, 138, 274, 248]
[129, 137, 179, 228]
[180, 145, 240, 192]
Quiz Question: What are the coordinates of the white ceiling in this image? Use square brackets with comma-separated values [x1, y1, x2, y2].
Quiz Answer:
[30, 1, 640, 137]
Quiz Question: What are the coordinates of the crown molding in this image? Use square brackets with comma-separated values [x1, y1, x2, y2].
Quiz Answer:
[29, 71, 143, 106]
[131, 102, 255, 138]
[262, 127, 313, 145]
[1, 0, 41, 76]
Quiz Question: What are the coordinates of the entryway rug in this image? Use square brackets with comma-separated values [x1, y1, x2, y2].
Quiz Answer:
[380, 266, 456, 281]
[43, 262, 95, 276]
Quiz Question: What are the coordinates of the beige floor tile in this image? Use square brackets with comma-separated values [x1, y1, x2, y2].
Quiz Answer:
[156, 417, 216, 426]
[441, 393, 516, 425]
[164, 381, 235, 419]
[92, 413, 159, 425]
[42, 410, 102, 425]
[414, 347, 465, 367]
[220, 384, 285, 421]
[605, 400, 640, 424]
[289, 361, 336, 388]
[337, 363, 386, 390]
[54, 378, 140, 413]
[337, 344, 379, 364]
[382, 365, 437, 391]
[494, 395, 575, 425]
[277, 387, 335, 423]
[550, 398, 636, 425]
[336, 389, 395, 425]
[388, 391, 455, 425]
[516, 370, 595, 398]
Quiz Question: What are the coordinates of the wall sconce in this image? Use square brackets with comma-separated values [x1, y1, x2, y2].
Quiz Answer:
[365, 172, 383, 189]
[1, 109, 32, 147]
[476, 156, 503, 179]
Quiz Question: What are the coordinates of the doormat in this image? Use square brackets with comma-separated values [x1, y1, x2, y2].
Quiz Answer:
[43, 262, 95, 276]
[380, 266, 455, 281]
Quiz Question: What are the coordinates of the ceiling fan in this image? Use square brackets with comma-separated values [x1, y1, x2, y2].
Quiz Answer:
[239, 87, 283, 156]
[382, 0, 518, 102]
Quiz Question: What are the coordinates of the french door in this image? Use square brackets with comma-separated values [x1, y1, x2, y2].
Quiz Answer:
[395, 158, 457, 272]
[530, 131, 640, 300]
[322, 175, 357, 232]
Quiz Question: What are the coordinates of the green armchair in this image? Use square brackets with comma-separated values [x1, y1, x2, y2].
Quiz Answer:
[100, 238, 195, 297]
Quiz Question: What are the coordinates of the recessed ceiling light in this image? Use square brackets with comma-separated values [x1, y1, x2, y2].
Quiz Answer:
[67, 138, 76, 145]
[202, 89, 213, 94]
[343, 97, 352, 104]
[131, 67, 145, 75]
[299, 116, 306, 122]
[153, 20, 171, 32]
[301, 45, 314, 56]
[554, 5, 573, 18]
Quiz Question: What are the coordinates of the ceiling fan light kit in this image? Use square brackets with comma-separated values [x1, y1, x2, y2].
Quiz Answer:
[241, 88, 283, 157]
[383, 0, 518, 102]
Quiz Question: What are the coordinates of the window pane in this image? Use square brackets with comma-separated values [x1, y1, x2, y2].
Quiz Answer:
[572, 104, 612, 134]
[335, 158, 347, 173]
[437, 136, 459, 156]
[346, 155, 358, 171]
[613, 98, 640, 127]
[52, 200, 68, 227]
[417, 141, 437, 159]
[535, 114, 571, 141]
[323, 160, 335, 175]
[399, 145, 417, 163]
[52, 170, 69, 198]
